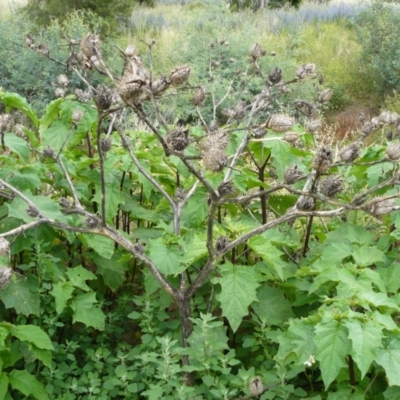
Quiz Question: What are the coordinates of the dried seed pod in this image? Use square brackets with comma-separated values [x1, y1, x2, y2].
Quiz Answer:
[43, 146, 55, 158]
[296, 63, 316, 79]
[297, 196, 315, 211]
[0, 238, 10, 256]
[209, 119, 219, 131]
[367, 197, 395, 217]
[57, 74, 69, 87]
[268, 67, 282, 85]
[100, 137, 112, 153]
[249, 377, 263, 397]
[54, 87, 65, 98]
[59, 197, 71, 209]
[318, 88, 333, 103]
[0, 267, 12, 290]
[80, 33, 100, 58]
[216, 236, 229, 252]
[118, 57, 148, 104]
[25, 34, 34, 48]
[379, 111, 399, 125]
[252, 126, 266, 138]
[319, 175, 343, 197]
[284, 165, 303, 184]
[75, 89, 92, 103]
[0, 114, 14, 134]
[361, 121, 378, 136]
[267, 114, 293, 132]
[37, 43, 49, 56]
[312, 145, 333, 172]
[169, 64, 190, 85]
[294, 99, 317, 118]
[339, 143, 359, 163]
[249, 42, 262, 60]
[175, 188, 186, 201]
[151, 76, 169, 96]
[167, 128, 190, 151]
[202, 130, 229, 172]
[217, 180, 235, 197]
[26, 206, 39, 218]
[124, 44, 137, 57]
[72, 109, 84, 123]
[67, 52, 80, 69]
[283, 131, 299, 143]
[269, 168, 277, 179]
[386, 142, 400, 161]
[94, 84, 113, 111]
[85, 215, 101, 228]
[193, 86, 206, 107]
[306, 119, 322, 133]
[13, 124, 27, 139]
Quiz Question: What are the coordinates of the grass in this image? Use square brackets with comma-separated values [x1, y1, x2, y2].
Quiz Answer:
[0, 0, 26, 15]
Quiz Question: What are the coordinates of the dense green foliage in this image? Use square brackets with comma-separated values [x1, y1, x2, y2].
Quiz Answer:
[2, 1, 400, 399]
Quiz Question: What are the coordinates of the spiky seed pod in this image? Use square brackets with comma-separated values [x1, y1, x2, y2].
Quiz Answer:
[151, 76, 169, 96]
[386, 142, 400, 161]
[379, 111, 399, 125]
[252, 126, 266, 138]
[175, 188, 186, 202]
[85, 215, 101, 228]
[249, 42, 262, 60]
[297, 196, 315, 211]
[267, 114, 293, 132]
[75, 89, 92, 103]
[0, 114, 14, 134]
[25, 34, 34, 48]
[294, 99, 317, 118]
[269, 168, 277, 179]
[124, 44, 137, 57]
[361, 121, 378, 136]
[54, 87, 65, 98]
[318, 88, 333, 103]
[67, 52, 80, 69]
[59, 197, 71, 209]
[249, 377, 263, 397]
[169, 64, 191, 85]
[26, 206, 39, 218]
[57, 74, 69, 87]
[386, 130, 394, 141]
[13, 124, 27, 139]
[284, 165, 303, 184]
[94, 85, 113, 111]
[80, 33, 100, 58]
[312, 145, 333, 172]
[42, 146, 55, 158]
[339, 142, 359, 163]
[268, 67, 282, 85]
[306, 119, 322, 133]
[283, 132, 299, 143]
[202, 130, 229, 172]
[100, 137, 112, 153]
[167, 128, 190, 152]
[72, 109, 84, 124]
[217, 181, 235, 197]
[133, 242, 145, 254]
[209, 119, 219, 131]
[211, 60, 220, 68]
[296, 64, 316, 79]
[0, 267, 12, 290]
[193, 87, 206, 107]
[279, 85, 291, 94]
[118, 71, 146, 104]
[216, 236, 229, 252]
[0, 238, 10, 256]
[367, 197, 395, 217]
[37, 43, 49, 56]
[319, 175, 343, 197]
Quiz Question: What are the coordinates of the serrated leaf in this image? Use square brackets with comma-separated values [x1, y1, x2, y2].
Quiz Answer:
[367, 162, 392, 187]
[352, 245, 385, 267]
[9, 369, 49, 400]
[0, 92, 38, 127]
[358, 291, 399, 312]
[41, 120, 71, 152]
[12, 325, 53, 351]
[314, 317, 351, 389]
[345, 319, 383, 379]
[180, 234, 207, 266]
[50, 282, 74, 314]
[0, 275, 40, 316]
[252, 284, 294, 326]
[378, 262, 400, 293]
[70, 292, 105, 330]
[93, 182, 125, 223]
[248, 236, 286, 280]
[4, 133, 29, 163]
[92, 254, 125, 292]
[326, 223, 374, 245]
[309, 267, 354, 294]
[80, 233, 115, 260]
[376, 344, 400, 386]
[147, 238, 184, 276]
[39, 98, 63, 135]
[66, 265, 96, 292]
[319, 241, 353, 267]
[213, 263, 260, 332]
[0, 372, 9, 400]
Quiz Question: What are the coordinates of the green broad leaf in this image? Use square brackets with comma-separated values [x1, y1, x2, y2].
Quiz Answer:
[92, 254, 126, 292]
[141, 385, 164, 400]
[376, 344, 400, 386]
[0, 372, 9, 400]
[0, 275, 40, 316]
[180, 234, 207, 266]
[80, 234, 115, 260]
[384, 386, 400, 399]
[12, 325, 53, 351]
[377, 262, 400, 293]
[248, 236, 286, 280]
[27, 345, 52, 368]
[70, 292, 105, 330]
[359, 268, 387, 294]
[183, 191, 208, 227]
[352, 245, 385, 267]
[41, 120, 71, 152]
[9, 369, 49, 400]
[66, 265, 96, 292]
[213, 263, 260, 332]
[147, 238, 184, 276]
[309, 266, 354, 294]
[367, 162, 393, 187]
[252, 284, 294, 326]
[50, 282, 74, 314]
[265, 140, 292, 181]
[345, 319, 383, 379]
[358, 291, 399, 312]
[39, 98, 63, 135]
[0, 92, 38, 128]
[319, 241, 353, 267]
[314, 317, 352, 389]
[325, 223, 374, 246]
[4, 133, 29, 163]
[93, 182, 125, 223]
